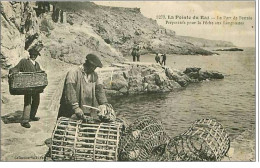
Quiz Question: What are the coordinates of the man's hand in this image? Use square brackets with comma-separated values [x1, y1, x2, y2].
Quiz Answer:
[74, 107, 85, 120]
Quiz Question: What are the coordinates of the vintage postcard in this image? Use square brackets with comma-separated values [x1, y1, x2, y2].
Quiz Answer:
[0, 0, 257, 166]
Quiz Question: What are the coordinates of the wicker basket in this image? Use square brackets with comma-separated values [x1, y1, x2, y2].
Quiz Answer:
[161, 118, 230, 161]
[118, 116, 170, 161]
[8, 71, 48, 95]
[51, 117, 125, 161]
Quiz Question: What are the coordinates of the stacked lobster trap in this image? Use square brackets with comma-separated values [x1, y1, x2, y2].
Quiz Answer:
[48, 117, 230, 161]
[118, 116, 170, 161]
[50, 117, 125, 161]
[160, 118, 230, 161]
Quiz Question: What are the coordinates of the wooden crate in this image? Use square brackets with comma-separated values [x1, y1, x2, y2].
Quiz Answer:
[8, 71, 48, 95]
[51, 117, 124, 161]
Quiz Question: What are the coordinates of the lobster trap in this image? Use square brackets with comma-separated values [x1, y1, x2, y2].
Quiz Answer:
[118, 116, 170, 161]
[50, 117, 125, 161]
[8, 71, 48, 95]
[161, 118, 230, 161]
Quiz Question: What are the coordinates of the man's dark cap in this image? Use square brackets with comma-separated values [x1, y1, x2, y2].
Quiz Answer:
[28, 48, 41, 56]
[86, 54, 103, 68]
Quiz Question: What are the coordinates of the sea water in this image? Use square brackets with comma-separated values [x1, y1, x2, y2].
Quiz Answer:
[111, 48, 256, 139]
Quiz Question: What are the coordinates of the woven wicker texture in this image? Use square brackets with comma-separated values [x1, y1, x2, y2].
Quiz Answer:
[118, 116, 170, 161]
[51, 117, 124, 161]
[161, 118, 230, 161]
[9, 72, 48, 95]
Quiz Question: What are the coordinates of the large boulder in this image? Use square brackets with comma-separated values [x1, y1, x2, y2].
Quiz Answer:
[154, 72, 168, 86]
[147, 84, 160, 92]
[204, 71, 224, 79]
[103, 73, 128, 91]
[128, 76, 144, 93]
[128, 65, 142, 78]
[143, 74, 156, 85]
[183, 67, 201, 74]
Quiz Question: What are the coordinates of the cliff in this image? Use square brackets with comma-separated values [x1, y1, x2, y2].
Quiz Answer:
[61, 2, 214, 57]
[1, 1, 234, 70]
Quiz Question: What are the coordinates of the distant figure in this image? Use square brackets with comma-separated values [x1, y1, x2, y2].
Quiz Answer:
[161, 53, 166, 66]
[136, 46, 140, 62]
[155, 53, 160, 64]
[131, 48, 137, 62]
[131, 46, 140, 62]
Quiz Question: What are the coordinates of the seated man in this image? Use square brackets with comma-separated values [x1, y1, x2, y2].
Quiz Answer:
[57, 53, 115, 122]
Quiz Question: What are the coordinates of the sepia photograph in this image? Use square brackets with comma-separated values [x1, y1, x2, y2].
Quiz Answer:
[0, 0, 257, 165]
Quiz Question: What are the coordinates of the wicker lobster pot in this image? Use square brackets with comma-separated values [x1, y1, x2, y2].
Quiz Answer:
[51, 117, 124, 161]
[161, 118, 230, 161]
[8, 71, 48, 95]
[118, 116, 170, 161]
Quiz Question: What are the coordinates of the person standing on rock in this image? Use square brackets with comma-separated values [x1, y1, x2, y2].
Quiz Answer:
[135, 45, 141, 62]
[131, 47, 137, 62]
[131, 45, 141, 62]
[161, 53, 167, 66]
[57, 54, 115, 122]
[10, 48, 43, 128]
[155, 53, 160, 64]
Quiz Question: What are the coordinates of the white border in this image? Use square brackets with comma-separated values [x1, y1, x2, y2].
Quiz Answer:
[0, 0, 259, 167]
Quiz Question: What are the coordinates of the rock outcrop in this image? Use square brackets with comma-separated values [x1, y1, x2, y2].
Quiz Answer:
[179, 36, 235, 47]
[214, 48, 244, 51]
[99, 63, 224, 96]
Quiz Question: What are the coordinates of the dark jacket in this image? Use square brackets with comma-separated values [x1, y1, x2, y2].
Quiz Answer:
[10, 58, 42, 73]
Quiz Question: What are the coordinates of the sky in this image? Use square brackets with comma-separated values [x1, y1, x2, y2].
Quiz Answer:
[94, 1, 255, 47]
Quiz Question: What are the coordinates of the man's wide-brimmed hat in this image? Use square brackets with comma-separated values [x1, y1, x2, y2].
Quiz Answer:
[86, 54, 103, 68]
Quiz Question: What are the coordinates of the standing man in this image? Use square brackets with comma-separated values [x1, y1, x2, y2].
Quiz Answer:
[10, 49, 43, 128]
[131, 47, 137, 62]
[155, 53, 160, 64]
[161, 53, 167, 66]
[131, 45, 140, 62]
[136, 47, 140, 62]
[57, 54, 115, 122]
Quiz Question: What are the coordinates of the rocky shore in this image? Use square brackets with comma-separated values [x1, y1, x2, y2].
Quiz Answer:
[100, 62, 224, 96]
[214, 48, 244, 51]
